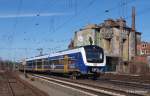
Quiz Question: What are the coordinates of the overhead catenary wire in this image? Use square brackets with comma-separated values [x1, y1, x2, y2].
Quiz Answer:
[39, 0, 76, 53]
[125, 7, 150, 19]
[1, 0, 150, 60]
[54, 0, 136, 33]
[9, 0, 23, 60]
[47, 0, 73, 36]
[24, 0, 53, 51]
[19, 0, 137, 57]
[53, 0, 96, 32]
[85, 0, 136, 23]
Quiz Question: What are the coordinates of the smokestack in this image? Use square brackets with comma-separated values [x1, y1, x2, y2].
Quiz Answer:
[132, 6, 135, 32]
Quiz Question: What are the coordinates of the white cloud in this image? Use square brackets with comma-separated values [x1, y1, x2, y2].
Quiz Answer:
[0, 12, 73, 18]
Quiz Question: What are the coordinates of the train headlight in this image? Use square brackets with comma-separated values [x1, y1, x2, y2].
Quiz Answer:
[100, 53, 102, 59]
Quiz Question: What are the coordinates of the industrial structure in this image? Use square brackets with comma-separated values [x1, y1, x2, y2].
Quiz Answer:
[69, 7, 142, 72]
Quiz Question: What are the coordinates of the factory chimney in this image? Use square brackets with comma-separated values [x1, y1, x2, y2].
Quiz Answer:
[129, 6, 136, 60]
[132, 6, 135, 32]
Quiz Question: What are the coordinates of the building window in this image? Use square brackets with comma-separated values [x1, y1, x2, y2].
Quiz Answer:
[142, 44, 144, 48]
[105, 39, 111, 52]
[142, 50, 144, 54]
[146, 50, 148, 54]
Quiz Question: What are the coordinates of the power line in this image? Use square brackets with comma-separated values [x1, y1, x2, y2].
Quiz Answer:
[51, 0, 137, 35]
[125, 7, 150, 19]
[72, 0, 138, 29]
[54, 0, 96, 32]
[40, 0, 95, 47]
[8, 0, 23, 60]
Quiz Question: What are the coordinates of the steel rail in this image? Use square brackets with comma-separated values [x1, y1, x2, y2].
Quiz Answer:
[31, 74, 145, 96]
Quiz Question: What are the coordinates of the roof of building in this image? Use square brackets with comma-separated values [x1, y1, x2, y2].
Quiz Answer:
[75, 18, 141, 35]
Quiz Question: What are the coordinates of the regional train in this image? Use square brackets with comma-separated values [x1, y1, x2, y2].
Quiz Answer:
[20, 45, 106, 78]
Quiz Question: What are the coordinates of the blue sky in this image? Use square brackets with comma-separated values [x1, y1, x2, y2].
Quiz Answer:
[0, 0, 149, 61]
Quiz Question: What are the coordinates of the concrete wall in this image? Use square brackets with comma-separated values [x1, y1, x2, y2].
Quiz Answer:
[72, 19, 141, 73]
[129, 32, 136, 60]
[74, 28, 95, 47]
[73, 25, 139, 62]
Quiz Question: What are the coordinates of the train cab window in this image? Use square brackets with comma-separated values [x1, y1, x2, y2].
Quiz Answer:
[84, 45, 104, 63]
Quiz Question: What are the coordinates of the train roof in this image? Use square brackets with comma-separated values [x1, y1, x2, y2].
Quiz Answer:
[25, 45, 102, 61]
[26, 54, 50, 61]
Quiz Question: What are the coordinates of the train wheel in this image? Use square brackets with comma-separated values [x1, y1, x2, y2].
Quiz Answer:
[92, 72, 100, 80]
[70, 72, 77, 80]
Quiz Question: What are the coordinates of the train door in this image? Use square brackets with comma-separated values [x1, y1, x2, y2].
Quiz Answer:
[43, 58, 49, 71]
[64, 55, 69, 73]
[36, 59, 42, 71]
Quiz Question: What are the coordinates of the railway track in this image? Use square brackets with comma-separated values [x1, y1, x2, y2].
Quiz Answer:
[7, 78, 15, 96]
[100, 73, 150, 84]
[0, 71, 48, 96]
[31, 74, 148, 96]
[99, 79, 150, 89]
[0, 71, 14, 96]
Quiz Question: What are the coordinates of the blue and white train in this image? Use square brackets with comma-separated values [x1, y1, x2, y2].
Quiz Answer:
[21, 45, 106, 77]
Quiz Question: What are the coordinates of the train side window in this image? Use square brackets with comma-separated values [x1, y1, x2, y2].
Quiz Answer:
[51, 60, 59, 65]
[59, 59, 63, 64]
[49, 60, 51, 65]
[44, 58, 48, 65]
[69, 59, 75, 64]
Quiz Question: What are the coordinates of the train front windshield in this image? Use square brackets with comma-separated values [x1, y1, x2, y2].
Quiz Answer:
[84, 46, 104, 63]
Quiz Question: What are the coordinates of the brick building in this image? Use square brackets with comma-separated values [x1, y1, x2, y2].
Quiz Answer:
[137, 41, 150, 55]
